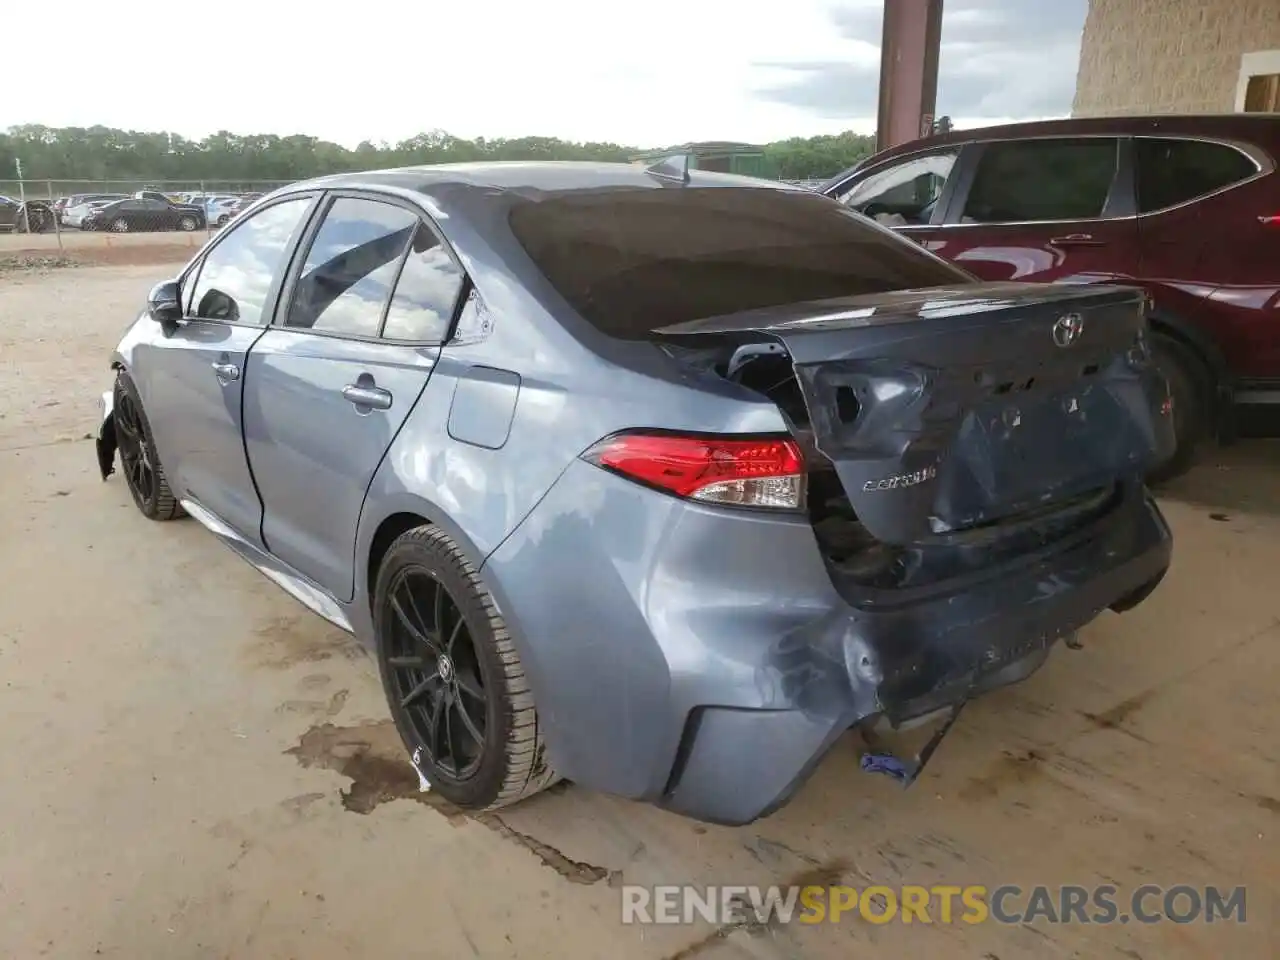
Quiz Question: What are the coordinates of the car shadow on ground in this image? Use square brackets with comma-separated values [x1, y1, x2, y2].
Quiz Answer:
[1160, 437, 1280, 517]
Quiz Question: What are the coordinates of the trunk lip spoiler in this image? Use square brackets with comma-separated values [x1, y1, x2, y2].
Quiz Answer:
[652, 282, 1144, 339]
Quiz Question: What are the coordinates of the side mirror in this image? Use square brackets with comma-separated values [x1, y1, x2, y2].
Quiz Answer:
[147, 279, 183, 324]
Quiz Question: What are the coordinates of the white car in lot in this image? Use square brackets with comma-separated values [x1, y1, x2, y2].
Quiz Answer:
[65, 199, 118, 229]
[203, 196, 241, 226]
[59, 194, 128, 226]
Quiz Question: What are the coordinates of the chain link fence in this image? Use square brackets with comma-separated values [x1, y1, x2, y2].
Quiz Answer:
[0, 179, 293, 256]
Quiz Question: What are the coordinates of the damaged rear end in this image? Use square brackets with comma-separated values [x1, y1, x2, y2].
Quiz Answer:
[501, 182, 1174, 823]
[658, 281, 1174, 604]
[648, 282, 1174, 813]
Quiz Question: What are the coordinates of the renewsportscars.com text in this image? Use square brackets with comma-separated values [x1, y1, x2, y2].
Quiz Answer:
[620, 883, 1247, 926]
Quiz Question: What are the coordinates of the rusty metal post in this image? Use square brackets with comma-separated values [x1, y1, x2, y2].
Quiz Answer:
[875, 0, 945, 152]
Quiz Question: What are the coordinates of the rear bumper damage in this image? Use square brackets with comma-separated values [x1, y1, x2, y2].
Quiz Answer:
[486, 463, 1171, 826]
[658, 486, 1170, 824]
[95, 389, 116, 480]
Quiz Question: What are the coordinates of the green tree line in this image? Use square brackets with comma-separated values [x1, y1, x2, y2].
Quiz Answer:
[0, 125, 875, 185]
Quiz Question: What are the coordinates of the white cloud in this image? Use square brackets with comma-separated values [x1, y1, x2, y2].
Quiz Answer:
[1, 0, 1083, 146]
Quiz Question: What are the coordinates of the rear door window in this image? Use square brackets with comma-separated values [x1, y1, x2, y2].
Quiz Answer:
[381, 224, 466, 342]
[284, 197, 417, 337]
[508, 186, 971, 339]
[1135, 138, 1258, 212]
[960, 138, 1120, 223]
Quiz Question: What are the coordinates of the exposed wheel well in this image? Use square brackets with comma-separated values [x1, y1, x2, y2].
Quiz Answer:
[366, 511, 433, 606]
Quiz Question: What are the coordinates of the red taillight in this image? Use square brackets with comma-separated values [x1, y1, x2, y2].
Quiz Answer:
[583, 431, 806, 509]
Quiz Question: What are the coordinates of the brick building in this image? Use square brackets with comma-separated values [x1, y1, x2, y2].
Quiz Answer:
[1073, 0, 1280, 116]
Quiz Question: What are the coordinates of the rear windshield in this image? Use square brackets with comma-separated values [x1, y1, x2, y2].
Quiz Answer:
[508, 186, 970, 338]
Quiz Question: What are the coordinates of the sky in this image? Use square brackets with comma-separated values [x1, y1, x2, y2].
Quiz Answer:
[2, 0, 1088, 147]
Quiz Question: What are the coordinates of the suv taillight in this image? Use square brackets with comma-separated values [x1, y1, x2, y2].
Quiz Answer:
[582, 431, 806, 509]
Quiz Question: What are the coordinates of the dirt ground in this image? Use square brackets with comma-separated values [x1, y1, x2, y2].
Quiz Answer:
[0, 228, 210, 267]
[1, 263, 1277, 960]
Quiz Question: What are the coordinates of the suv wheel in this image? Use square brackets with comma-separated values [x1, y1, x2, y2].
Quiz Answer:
[373, 525, 558, 811]
[1148, 335, 1210, 484]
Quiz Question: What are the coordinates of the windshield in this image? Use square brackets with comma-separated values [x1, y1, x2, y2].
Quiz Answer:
[507, 186, 971, 340]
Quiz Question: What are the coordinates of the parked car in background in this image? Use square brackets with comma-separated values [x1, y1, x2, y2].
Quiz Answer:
[83, 197, 206, 232]
[134, 189, 187, 205]
[64, 199, 117, 229]
[211, 193, 262, 224]
[94, 163, 1173, 824]
[204, 196, 241, 226]
[822, 114, 1280, 479]
[0, 195, 56, 232]
[59, 194, 129, 224]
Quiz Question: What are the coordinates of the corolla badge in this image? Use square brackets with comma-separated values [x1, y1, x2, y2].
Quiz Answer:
[1052, 312, 1084, 348]
[862, 464, 938, 492]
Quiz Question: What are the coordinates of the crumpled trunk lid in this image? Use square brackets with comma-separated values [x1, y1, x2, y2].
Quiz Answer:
[656, 282, 1175, 545]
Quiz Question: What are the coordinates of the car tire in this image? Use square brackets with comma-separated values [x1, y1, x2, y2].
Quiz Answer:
[112, 371, 185, 521]
[110, 218, 128, 233]
[216, 215, 230, 227]
[1147, 335, 1210, 485]
[373, 525, 558, 812]
[178, 216, 198, 232]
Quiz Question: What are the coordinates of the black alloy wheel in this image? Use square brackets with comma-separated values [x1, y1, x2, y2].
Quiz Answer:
[383, 566, 489, 780]
[114, 389, 154, 505]
[112, 373, 184, 521]
[373, 526, 558, 810]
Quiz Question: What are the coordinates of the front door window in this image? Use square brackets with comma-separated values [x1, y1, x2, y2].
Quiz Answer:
[837, 151, 959, 227]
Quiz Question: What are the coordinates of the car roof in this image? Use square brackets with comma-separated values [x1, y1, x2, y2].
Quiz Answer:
[848, 113, 1280, 174]
[262, 161, 810, 268]
[291, 160, 798, 198]
[251, 161, 821, 345]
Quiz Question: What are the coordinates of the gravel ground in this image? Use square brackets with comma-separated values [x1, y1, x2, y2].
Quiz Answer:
[1, 264, 1277, 959]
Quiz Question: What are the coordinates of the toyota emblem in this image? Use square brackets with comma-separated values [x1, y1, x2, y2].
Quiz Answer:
[1053, 313, 1084, 348]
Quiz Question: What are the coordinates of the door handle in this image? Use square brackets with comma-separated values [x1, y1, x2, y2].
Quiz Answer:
[211, 361, 240, 383]
[1049, 233, 1106, 247]
[342, 384, 393, 410]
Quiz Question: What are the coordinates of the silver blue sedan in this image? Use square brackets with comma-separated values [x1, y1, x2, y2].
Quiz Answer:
[94, 162, 1174, 823]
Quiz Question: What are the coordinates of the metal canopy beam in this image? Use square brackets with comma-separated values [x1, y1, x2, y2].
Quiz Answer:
[875, 0, 944, 152]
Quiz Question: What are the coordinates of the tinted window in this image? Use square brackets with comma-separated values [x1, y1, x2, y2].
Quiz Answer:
[382, 224, 466, 341]
[508, 187, 971, 339]
[1135, 138, 1257, 212]
[187, 197, 312, 325]
[838, 150, 958, 226]
[961, 138, 1118, 223]
[285, 197, 416, 337]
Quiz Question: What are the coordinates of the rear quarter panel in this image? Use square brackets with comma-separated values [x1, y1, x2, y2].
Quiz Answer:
[350, 258, 789, 635]
[356, 286, 789, 554]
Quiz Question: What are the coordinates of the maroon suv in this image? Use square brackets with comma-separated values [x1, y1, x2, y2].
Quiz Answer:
[823, 115, 1280, 478]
